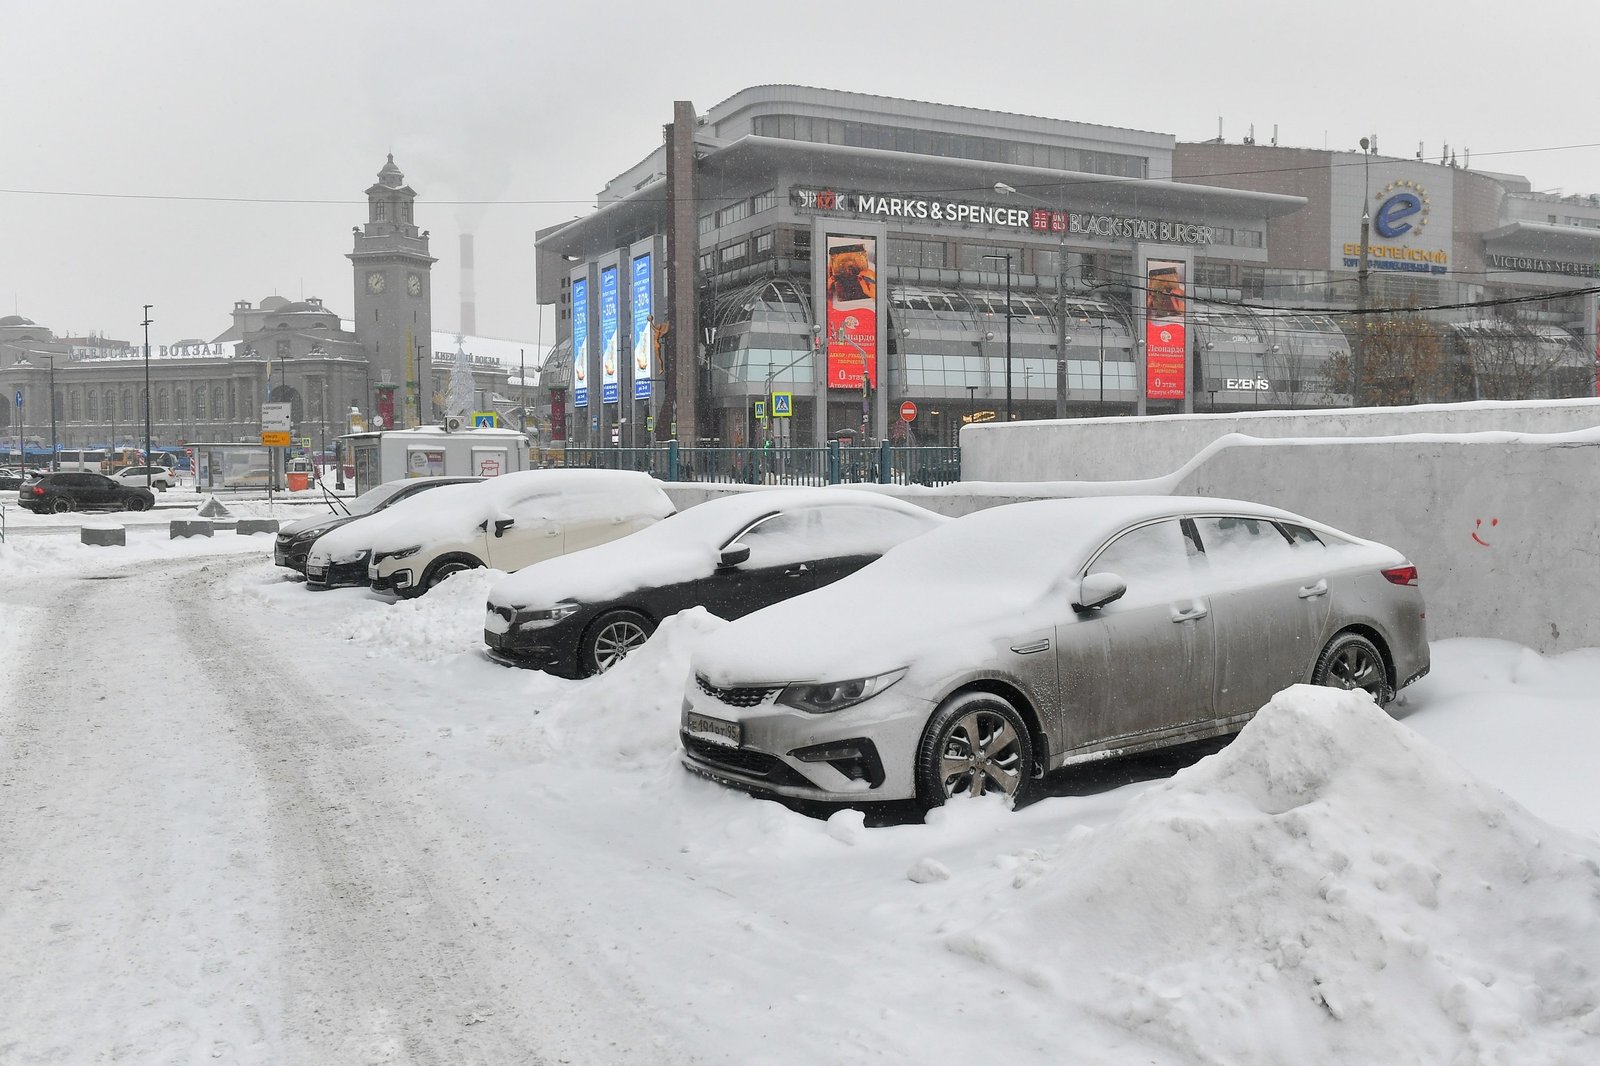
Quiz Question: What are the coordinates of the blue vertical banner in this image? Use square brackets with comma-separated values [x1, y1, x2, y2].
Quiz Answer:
[599, 266, 620, 404]
[572, 277, 589, 408]
[631, 254, 653, 401]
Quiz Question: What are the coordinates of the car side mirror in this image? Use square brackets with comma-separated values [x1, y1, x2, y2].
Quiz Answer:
[717, 545, 751, 568]
[1074, 572, 1127, 611]
[494, 517, 515, 537]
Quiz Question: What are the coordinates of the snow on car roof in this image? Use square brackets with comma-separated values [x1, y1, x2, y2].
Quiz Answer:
[693, 495, 1370, 684]
[311, 469, 673, 562]
[487, 486, 945, 608]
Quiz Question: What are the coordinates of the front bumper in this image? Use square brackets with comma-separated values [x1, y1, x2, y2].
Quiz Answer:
[274, 536, 313, 573]
[678, 675, 931, 803]
[368, 562, 413, 594]
[305, 553, 371, 590]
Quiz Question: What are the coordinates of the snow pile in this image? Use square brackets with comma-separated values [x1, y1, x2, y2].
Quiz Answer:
[512, 607, 725, 768]
[333, 566, 505, 660]
[953, 685, 1600, 1064]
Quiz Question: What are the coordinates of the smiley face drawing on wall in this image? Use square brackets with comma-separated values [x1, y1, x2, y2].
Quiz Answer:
[1472, 517, 1499, 546]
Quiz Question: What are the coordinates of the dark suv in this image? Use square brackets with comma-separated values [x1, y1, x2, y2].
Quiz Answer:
[18, 472, 156, 513]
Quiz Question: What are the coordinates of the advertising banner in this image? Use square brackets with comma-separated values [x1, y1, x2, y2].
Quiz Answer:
[631, 254, 653, 401]
[1328, 158, 1453, 275]
[825, 234, 878, 390]
[600, 266, 620, 404]
[1144, 258, 1187, 400]
[572, 277, 589, 408]
[549, 387, 567, 441]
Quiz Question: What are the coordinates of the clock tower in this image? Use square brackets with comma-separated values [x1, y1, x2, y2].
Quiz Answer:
[350, 154, 436, 426]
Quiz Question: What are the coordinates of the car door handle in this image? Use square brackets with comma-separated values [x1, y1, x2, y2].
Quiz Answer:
[784, 563, 810, 576]
[1169, 603, 1209, 623]
[1298, 579, 1329, 599]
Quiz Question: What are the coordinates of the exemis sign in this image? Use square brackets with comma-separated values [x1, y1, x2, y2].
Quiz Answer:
[793, 188, 1216, 245]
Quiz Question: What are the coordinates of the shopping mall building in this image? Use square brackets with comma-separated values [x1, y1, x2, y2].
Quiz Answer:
[537, 85, 1600, 448]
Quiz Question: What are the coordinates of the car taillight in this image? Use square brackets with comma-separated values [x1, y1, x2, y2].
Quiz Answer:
[32, 485, 44, 496]
[1382, 565, 1418, 586]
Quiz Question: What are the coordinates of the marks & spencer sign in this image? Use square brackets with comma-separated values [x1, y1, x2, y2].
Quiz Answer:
[792, 188, 1216, 245]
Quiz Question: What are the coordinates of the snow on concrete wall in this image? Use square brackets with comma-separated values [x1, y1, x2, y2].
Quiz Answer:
[962, 399, 1600, 482]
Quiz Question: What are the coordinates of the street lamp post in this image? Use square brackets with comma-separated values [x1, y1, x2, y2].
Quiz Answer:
[43, 354, 58, 470]
[996, 182, 1070, 418]
[141, 305, 153, 490]
[980, 253, 1015, 421]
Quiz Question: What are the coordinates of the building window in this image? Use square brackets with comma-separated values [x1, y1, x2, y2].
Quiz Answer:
[375, 200, 387, 222]
[194, 386, 207, 419]
[175, 389, 186, 421]
[698, 251, 715, 273]
[719, 241, 748, 265]
[698, 212, 716, 237]
[753, 231, 774, 257]
[213, 386, 225, 420]
[69, 392, 82, 421]
[157, 389, 169, 421]
[716, 200, 749, 228]
[891, 238, 946, 270]
[122, 390, 134, 421]
[87, 391, 98, 421]
[751, 189, 778, 215]
[958, 244, 1021, 272]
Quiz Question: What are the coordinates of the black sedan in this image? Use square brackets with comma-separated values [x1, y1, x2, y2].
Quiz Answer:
[483, 489, 946, 678]
[275, 475, 482, 578]
[18, 472, 155, 513]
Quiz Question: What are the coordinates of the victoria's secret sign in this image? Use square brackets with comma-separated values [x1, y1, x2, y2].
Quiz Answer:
[791, 188, 1216, 245]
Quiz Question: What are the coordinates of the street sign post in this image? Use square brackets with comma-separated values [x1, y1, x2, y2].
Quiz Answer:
[900, 401, 918, 422]
[771, 391, 793, 417]
[472, 411, 500, 428]
[260, 402, 292, 448]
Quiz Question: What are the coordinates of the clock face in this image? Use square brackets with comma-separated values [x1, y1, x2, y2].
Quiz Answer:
[366, 271, 386, 295]
[406, 273, 422, 297]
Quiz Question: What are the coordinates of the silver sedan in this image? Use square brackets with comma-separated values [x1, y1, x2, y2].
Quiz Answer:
[681, 496, 1429, 809]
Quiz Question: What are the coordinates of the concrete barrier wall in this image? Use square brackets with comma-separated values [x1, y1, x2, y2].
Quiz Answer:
[961, 398, 1600, 482]
[1168, 432, 1600, 653]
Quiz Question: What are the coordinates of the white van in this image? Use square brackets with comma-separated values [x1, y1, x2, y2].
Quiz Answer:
[55, 449, 109, 472]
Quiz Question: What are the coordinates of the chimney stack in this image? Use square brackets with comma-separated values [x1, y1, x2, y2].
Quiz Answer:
[459, 233, 477, 336]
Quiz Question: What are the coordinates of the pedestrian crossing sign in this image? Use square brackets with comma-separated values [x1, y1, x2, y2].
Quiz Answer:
[771, 391, 793, 418]
[472, 411, 499, 428]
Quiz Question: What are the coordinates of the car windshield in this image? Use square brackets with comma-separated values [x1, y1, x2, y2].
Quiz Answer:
[344, 481, 410, 517]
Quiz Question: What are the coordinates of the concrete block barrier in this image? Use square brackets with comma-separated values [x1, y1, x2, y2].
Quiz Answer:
[81, 525, 126, 547]
[169, 520, 214, 539]
[235, 518, 280, 535]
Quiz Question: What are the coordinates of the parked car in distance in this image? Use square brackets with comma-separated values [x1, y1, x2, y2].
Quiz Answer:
[108, 466, 176, 491]
[1, 468, 45, 491]
[17, 471, 156, 513]
[275, 475, 483, 577]
[681, 496, 1430, 810]
[305, 469, 675, 597]
[484, 489, 947, 678]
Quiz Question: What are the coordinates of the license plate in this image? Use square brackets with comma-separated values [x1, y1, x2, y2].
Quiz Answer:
[686, 711, 741, 747]
[307, 565, 325, 578]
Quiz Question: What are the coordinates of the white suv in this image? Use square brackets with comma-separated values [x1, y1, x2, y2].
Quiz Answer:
[306, 469, 674, 598]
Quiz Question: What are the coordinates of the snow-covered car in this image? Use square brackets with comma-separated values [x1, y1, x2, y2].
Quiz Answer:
[483, 489, 946, 678]
[108, 466, 176, 491]
[681, 496, 1431, 809]
[304, 469, 675, 598]
[274, 475, 482, 577]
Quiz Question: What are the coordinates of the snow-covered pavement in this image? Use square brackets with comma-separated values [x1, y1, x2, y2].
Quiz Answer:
[2, 528, 1598, 1064]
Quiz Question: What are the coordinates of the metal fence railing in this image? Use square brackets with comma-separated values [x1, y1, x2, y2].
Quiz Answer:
[559, 442, 961, 488]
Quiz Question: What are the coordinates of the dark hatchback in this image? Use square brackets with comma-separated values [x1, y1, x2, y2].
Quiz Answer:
[18, 472, 155, 513]
[483, 490, 945, 678]
[279, 475, 482, 581]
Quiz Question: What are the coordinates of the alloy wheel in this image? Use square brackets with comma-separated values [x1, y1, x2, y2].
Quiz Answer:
[937, 708, 1025, 799]
[591, 618, 649, 673]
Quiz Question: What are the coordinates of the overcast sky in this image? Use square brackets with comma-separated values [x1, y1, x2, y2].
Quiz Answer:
[5, 0, 1597, 351]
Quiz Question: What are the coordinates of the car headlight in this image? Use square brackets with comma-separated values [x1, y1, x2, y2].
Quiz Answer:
[373, 545, 422, 564]
[777, 669, 907, 715]
[511, 602, 581, 629]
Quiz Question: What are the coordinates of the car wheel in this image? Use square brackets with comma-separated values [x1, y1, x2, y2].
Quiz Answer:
[130, 496, 153, 512]
[1311, 632, 1393, 706]
[582, 610, 654, 676]
[916, 691, 1034, 809]
[422, 555, 481, 591]
[48, 497, 72, 514]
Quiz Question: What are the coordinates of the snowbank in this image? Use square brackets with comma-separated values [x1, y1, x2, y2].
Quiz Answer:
[950, 685, 1600, 1063]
